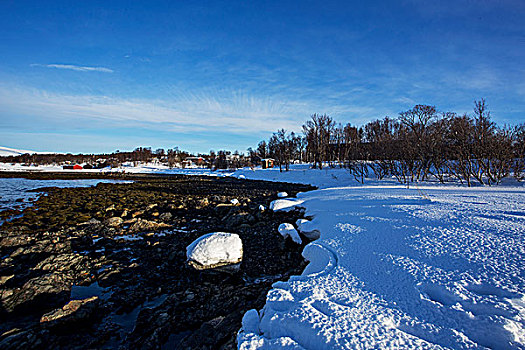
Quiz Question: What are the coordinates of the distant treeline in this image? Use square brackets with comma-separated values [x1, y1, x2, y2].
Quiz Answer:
[0, 146, 253, 170]
[3, 99, 524, 186]
[256, 99, 525, 186]
[0, 147, 181, 168]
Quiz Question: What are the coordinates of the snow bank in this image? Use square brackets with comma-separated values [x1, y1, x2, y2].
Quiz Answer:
[186, 232, 243, 270]
[277, 223, 302, 245]
[296, 218, 320, 240]
[239, 185, 525, 349]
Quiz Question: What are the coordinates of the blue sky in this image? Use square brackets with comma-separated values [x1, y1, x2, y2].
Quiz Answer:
[1, 0, 524, 154]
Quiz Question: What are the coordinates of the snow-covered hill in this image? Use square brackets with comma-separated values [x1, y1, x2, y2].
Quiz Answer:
[0, 146, 47, 157]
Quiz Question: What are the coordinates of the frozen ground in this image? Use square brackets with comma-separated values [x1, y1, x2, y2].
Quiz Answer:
[2, 162, 525, 348]
[238, 184, 525, 349]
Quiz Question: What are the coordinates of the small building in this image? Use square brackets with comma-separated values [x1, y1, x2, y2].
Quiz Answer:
[73, 164, 83, 170]
[261, 158, 274, 169]
[185, 156, 206, 167]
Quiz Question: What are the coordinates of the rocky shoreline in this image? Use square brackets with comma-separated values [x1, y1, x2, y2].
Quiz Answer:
[0, 173, 315, 349]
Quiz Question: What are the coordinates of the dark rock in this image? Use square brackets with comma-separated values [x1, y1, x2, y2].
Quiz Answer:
[0, 329, 43, 349]
[40, 296, 99, 327]
[0, 235, 34, 248]
[2, 272, 72, 313]
[128, 219, 170, 233]
[105, 217, 123, 227]
[159, 212, 172, 222]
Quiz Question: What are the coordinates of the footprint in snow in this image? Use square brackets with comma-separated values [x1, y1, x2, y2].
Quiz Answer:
[465, 283, 520, 299]
[418, 282, 459, 306]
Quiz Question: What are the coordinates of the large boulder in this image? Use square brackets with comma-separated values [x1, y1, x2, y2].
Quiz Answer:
[186, 232, 243, 271]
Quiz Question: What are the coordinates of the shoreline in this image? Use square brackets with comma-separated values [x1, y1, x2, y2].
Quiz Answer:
[0, 174, 315, 349]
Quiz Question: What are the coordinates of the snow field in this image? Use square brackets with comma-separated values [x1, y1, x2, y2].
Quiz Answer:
[239, 185, 525, 349]
[3, 161, 525, 348]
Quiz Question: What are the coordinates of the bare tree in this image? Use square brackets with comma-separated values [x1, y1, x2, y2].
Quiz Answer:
[488, 126, 514, 184]
[268, 129, 296, 172]
[364, 117, 398, 180]
[446, 114, 475, 186]
[399, 105, 438, 182]
[427, 113, 452, 183]
[513, 124, 525, 181]
[302, 114, 335, 169]
[257, 140, 268, 159]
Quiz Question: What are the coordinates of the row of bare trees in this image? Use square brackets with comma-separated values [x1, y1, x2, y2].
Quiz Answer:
[257, 99, 525, 186]
[362, 100, 524, 186]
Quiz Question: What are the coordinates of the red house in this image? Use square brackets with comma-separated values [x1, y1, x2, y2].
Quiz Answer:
[261, 159, 274, 169]
[73, 164, 83, 170]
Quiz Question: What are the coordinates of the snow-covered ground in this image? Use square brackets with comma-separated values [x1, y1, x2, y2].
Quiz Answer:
[0, 161, 224, 176]
[238, 184, 525, 349]
[0, 162, 354, 187]
[2, 161, 525, 348]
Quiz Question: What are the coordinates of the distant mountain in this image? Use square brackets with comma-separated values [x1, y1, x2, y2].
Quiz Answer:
[0, 146, 51, 157]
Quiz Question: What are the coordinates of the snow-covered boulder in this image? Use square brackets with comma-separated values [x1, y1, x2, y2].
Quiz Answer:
[230, 198, 240, 206]
[270, 198, 305, 211]
[278, 223, 302, 244]
[258, 205, 265, 212]
[186, 232, 243, 270]
[277, 192, 288, 198]
[296, 218, 320, 240]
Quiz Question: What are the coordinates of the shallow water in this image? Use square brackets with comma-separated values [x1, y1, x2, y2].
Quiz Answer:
[71, 281, 112, 301]
[0, 177, 128, 212]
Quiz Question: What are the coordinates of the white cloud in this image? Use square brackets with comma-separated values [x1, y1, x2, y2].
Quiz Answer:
[0, 83, 392, 145]
[395, 96, 416, 105]
[30, 63, 113, 73]
[0, 85, 309, 134]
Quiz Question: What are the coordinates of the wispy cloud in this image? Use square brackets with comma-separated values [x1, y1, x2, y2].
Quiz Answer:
[0, 85, 306, 135]
[30, 63, 113, 73]
[0, 84, 388, 138]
